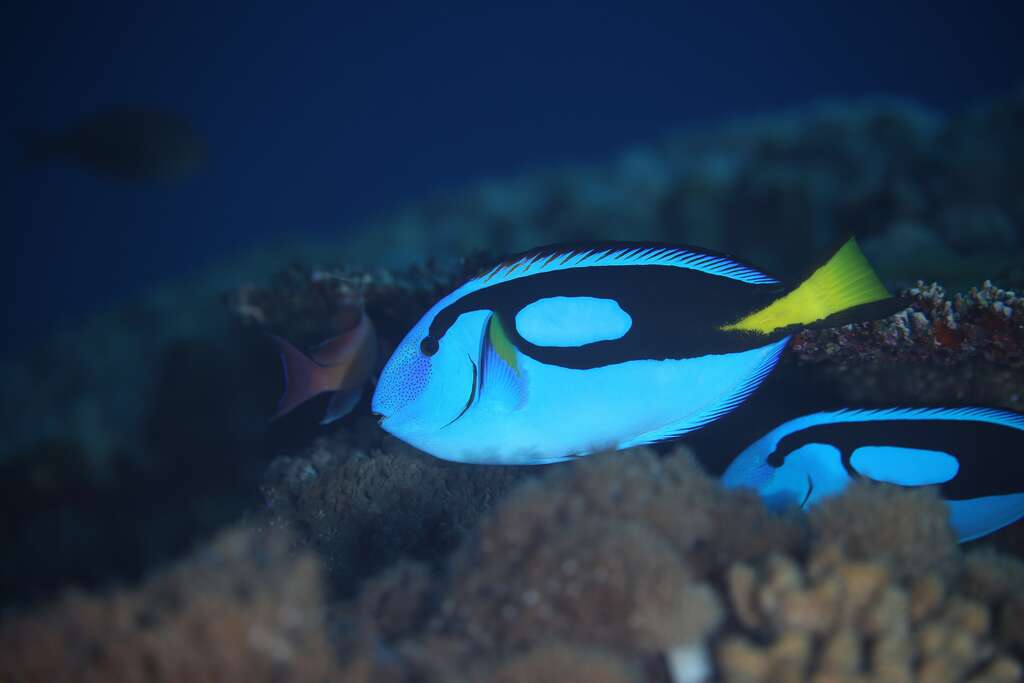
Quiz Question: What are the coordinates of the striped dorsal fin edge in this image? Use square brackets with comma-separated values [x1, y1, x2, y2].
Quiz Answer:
[473, 242, 780, 287]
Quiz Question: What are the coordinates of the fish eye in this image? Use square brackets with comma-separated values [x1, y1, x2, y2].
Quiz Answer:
[420, 336, 439, 356]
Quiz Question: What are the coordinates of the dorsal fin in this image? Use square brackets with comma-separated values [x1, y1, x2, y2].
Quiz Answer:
[472, 242, 780, 288]
[764, 406, 1024, 462]
[803, 406, 1024, 431]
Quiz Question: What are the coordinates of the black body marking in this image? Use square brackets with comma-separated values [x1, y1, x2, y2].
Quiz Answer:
[769, 419, 1024, 499]
[428, 262, 785, 370]
[800, 475, 814, 508]
[421, 337, 439, 356]
[442, 355, 477, 428]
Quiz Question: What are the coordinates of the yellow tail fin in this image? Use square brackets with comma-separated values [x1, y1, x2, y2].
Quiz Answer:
[722, 237, 890, 335]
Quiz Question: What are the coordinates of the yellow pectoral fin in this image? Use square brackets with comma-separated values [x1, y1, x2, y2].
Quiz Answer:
[722, 238, 891, 335]
[489, 313, 520, 374]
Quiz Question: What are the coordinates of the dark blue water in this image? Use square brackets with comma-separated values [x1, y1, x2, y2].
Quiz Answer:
[4, 1, 1021, 350]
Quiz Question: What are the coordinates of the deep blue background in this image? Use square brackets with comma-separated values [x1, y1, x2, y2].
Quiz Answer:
[3, 2, 1021, 349]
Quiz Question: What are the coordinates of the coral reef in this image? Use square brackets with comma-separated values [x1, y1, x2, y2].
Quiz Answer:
[484, 644, 644, 683]
[325, 449, 1024, 683]
[0, 252, 476, 605]
[716, 549, 1022, 683]
[261, 421, 531, 595]
[0, 524, 340, 682]
[432, 450, 794, 656]
[4, 89, 1024, 680]
[792, 280, 1024, 410]
[223, 256, 476, 349]
[794, 281, 1024, 370]
[9, 90, 1024, 472]
[5, 446, 1024, 682]
[807, 482, 960, 580]
[342, 92, 1024, 291]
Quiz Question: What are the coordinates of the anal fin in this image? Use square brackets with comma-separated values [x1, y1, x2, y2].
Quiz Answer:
[948, 494, 1024, 543]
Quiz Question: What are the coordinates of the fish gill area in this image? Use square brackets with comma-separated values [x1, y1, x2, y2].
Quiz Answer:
[2, 90, 1024, 682]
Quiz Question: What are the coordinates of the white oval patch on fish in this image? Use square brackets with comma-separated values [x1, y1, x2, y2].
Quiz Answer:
[515, 296, 633, 347]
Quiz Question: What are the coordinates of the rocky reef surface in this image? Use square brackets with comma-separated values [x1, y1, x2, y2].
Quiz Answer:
[5, 446, 1024, 683]
[793, 279, 1024, 411]
[3, 90, 1024, 680]
[344, 89, 1024, 292]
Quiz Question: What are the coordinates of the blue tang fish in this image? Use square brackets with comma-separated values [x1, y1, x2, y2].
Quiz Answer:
[372, 238, 896, 464]
[721, 407, 1024, 542]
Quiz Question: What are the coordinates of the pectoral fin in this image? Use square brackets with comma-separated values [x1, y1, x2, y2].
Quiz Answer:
[479, 314, 527, 412]
[948, 494, 1024, 543]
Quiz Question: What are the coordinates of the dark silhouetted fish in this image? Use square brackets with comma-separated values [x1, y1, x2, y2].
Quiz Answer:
[16, 108, 206, 181]
[270, 309, 379, 425]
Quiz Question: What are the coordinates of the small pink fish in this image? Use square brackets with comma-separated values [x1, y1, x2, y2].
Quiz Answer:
[269, 311, 378, 424]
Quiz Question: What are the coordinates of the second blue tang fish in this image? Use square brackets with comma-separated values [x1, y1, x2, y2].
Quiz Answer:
[722, 407, 1024, 542]
[372, 237, 897, 464]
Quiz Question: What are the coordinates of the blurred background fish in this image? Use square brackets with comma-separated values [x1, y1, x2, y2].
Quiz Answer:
[15, 108, 206, 181]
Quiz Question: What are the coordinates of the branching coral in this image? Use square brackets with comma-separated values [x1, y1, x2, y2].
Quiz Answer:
[960, 550, 1024, 650]
[710, 479, 1022, 682]
[0, 525, 340, 683]
[717, 548, 1024, 683]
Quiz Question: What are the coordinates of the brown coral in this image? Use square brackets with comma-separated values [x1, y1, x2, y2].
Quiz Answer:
[0, 525, 339, 683]
[717, 546, 1021, 683]
[431, 448, 797, 659]
[961, 550, 1024, 650]
[422, 449, 1023, 683]
[807, 482, 959, 581]
[223, 252, 491, 352]
[6, 445, 1024, 683]
[484, 643, 644, 683]
[262, 425, 530, 595]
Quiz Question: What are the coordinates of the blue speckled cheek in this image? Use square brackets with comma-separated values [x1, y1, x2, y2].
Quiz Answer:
[375, 345, 432, 416]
